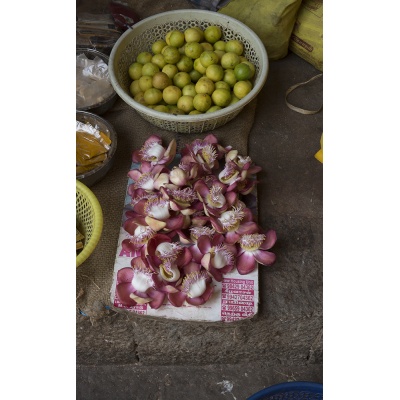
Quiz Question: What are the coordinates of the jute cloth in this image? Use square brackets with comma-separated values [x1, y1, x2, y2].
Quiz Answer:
[76, 97, 258, 317]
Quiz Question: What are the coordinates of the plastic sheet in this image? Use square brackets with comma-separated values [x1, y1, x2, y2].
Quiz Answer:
[76, 53, 114, 108]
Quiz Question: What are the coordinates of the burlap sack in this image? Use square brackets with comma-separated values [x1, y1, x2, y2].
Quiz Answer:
[76, 97, 257, 317]
[218, 0, 303, 61]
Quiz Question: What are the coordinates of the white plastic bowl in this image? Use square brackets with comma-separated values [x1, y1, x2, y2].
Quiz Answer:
[109, 10, 268, 134]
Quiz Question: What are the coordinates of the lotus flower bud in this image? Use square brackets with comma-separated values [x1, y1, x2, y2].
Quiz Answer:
[170, 167, 188, 186]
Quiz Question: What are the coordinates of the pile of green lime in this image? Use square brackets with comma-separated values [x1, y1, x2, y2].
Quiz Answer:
[127, 25, 256, 115]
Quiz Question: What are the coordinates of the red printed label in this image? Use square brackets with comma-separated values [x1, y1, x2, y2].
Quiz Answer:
[220, 278, 255, 322]
[113, 292, 148, 315]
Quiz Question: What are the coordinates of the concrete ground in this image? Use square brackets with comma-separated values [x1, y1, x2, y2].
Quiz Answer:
[76, 1, 323, 398]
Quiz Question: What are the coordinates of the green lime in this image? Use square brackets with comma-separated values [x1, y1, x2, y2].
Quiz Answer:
[168, 30, 185, 48]
[173, 72, 191, 89]
[225, 40, 244, 55]
[176, 55, 193, 72]
[233, 80, 252, 99]
[193, 93, 212, 112]
[220, 52, 241, 69]
[129, 80, 142, 97]
[199, 51, 219, 68]
[136, 52, 153, 64]
[128, 62, 143, 80]
[143, 88, 163, 105]
[206, 105, 222, 113]
[204, 26, 222, 44]
[184, 42, 204, 59]
[213, 40, 226, 51]
[184, 27, 204, 43]
[152, 40, 167, 54]
[162, 46, 181, 64]
[211, 88, 232, 107]
[234, 63, 252, 81]
[206, 64, 224, 82]
[177, 95, 195, 113]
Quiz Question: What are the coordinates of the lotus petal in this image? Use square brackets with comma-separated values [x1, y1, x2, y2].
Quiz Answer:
[154, 173, 170, 190]
[130, 294, 152, 304]
[122, 219, 138, 235]
[190, 245, 203, 263]
[163, 139, 177, 163]
[165, 214, 184, 231]
[197, 235, 212, 254]
[237, 221, 259, 235]
[224, 231, 240, 244]
[183, 261, 201, 275]
[116, 282, 137, 306]
[147, 234, 171, 257]
[145, 216, 167, 231]
[248, 165, 262, 174]
[147, 288, 166, 309]
[117, 267, 134, 283]
[140, 162, 152, 173]
[260, 229, 277, 250]
[121, 239, 137, 253]
[132, 198, 147, 215]
[204, 133, 218, 145]
[194, 180, 209, 199]
[161, 284, 179, 294]
[180, 208, 196, 216]
[127, 169, 142, 182]
[146, 134, 162, 145]
[236, 252, 257, 275]
[208, 266, 223, 282]
[226, 149, 238, 161]
[168, 291, 187, 307]
[186, 296, 205, 306]
[201, 252, 211, 270]
[211, 233, 225, 247]
[177, 247, 193, 267]
[225, 191, 238, 207]
[201, 282, 214, 302]
[253, 249, 276, 266]
[132, 149, 141, 163]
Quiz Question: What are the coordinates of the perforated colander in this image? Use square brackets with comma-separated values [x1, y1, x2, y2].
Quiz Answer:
[109, 10, 268, 133]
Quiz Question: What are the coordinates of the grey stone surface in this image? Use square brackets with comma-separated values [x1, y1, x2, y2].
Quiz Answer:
[76, 0, 323, 396]
[77, 362, 322, 400]
[76, 51, 323, 366]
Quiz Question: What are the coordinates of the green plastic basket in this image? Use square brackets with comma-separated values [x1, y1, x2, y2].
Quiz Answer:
[76, 180, 103, 267]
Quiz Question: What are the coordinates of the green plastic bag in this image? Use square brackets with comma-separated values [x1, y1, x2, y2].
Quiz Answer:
[218, 0, 303, 60]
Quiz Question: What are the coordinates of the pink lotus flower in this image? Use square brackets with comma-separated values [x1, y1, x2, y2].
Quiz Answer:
[236, 230, 277, 274]
[129, 195, 185, 233]
[146, 234, 192, 283]
[128, 164, 170, 192]
[219, 151, 262, 194]
[115, 257, 165, 309]
[132, 135, 176, 168]
[176, 225, 216, 245]
[121, 219, 156, 256]
[118, 134, 278, 310]
[209, 201, 259, 244]
[168, 269, 214, 307]
[180, 134, 229, 175]
[160, 186, 202, 216]
[190, 233, 237, 281]
[194, 176, 238, 217]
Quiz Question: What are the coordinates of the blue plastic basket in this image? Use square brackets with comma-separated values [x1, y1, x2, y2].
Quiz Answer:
[247, 382, 323, 400]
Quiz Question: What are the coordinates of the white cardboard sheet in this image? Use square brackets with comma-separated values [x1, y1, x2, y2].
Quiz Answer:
[110, 162, 259, 322]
